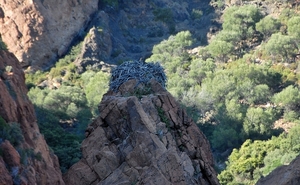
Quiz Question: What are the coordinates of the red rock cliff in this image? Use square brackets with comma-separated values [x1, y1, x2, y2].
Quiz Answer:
[0, 50, 64, 185]
[0, 0, 98, 69]
[64, 79, 220, 185]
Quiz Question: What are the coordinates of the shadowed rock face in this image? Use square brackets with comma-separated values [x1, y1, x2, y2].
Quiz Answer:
[0, 50, 64, 185]
[256, 155, 300, 185]
[64, 79, 220, 185]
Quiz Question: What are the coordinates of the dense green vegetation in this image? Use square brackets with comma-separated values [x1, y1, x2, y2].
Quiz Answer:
[218, 125, 300, 185]
[26, 43, 109, 172]
[25, 1, 300, 183]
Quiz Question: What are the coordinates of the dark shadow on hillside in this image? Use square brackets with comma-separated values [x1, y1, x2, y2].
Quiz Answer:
[80, 0, 219, 66]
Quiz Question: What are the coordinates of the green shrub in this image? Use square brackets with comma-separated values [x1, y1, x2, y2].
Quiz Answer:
[156, 106, 170, 130]
[273, 85, 300, 110]
[0, 118, 24, 147]
[8, 123, 24, 146]
[153, 8, 175, 33]
[243, 107, 276, 139]
[25, 70, 47, 89]
[207, 40, 233, 62]
[256, 16, 281, 37]
[191, 9, 203, 20]
[0, 37, 7, 50]
[283, 111, 299, 122]
[38, 120, 81, 173]
[264, 33, 298, 62]
[222, 5, 263, 40]
[0, 116, 9, 142]
[19, 148, 43, 165]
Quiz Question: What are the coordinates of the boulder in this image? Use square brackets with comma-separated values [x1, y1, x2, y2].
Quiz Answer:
[74, 11, 114, 73]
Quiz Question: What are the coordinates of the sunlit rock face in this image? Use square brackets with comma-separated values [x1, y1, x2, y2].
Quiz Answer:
[0, 0, 98, 69]
[64, 79, 220, 185]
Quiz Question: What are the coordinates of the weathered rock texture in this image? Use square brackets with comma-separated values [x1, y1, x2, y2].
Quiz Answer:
[0, 154, 13, 185]
[74, 11, 114, 73]
[256, 155, 300, 185]
[0, 0, 98, 69]
[64, 79, 220, 185]
[0, 50, 64, 184]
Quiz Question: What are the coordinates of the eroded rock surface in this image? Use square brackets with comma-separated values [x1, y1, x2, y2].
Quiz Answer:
[64, 79, 220, 185]
[74, 11, 114, 73]
[0, 50, 64, 185]
[0, 0, 98, 69]
[0, 157, 13, 185]
[256, 155, 300, 185]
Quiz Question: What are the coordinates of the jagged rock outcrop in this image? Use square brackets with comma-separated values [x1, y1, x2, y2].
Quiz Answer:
[0, 50, 64, 184]
[0, 0, 98, 69]
[64, 79, 220, 185]
[256, 155, 300, 185]
[74, 11, 115, 73]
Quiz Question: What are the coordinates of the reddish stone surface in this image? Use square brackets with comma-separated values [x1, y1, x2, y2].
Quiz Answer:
[0, 0, 98, 69]
[0, 140, 21, 168]
[0, 50, 64, 185]
[0, 157, 13, 185]
[64, 80, 220, 185]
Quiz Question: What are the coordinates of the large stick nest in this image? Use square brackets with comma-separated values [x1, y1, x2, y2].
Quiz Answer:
[109, 61, 167, 92]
